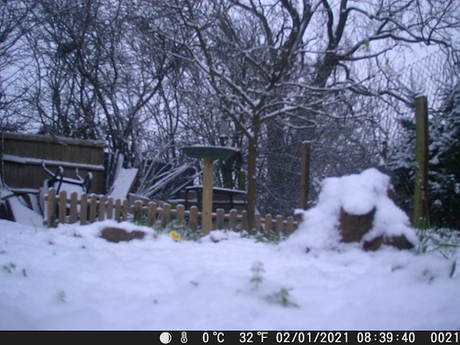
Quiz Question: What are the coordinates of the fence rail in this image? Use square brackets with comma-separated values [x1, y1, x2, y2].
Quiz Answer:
[44, 188, 299, 235]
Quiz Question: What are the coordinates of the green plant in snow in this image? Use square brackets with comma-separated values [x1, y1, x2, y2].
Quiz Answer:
[416, 228, 460, 259]
[250, 261, 265, 290]
[265, 288, 299, 308]
[3, 262, 16, 273]
[416, 227, 459, 278]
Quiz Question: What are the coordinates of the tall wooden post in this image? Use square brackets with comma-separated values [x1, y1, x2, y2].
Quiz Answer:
[202, 156, 214, 235]
[299, 141, 311, 209]
[413, 96, 429, 229]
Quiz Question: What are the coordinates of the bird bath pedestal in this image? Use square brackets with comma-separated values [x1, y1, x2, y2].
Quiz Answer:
[182, 146, 239, 235]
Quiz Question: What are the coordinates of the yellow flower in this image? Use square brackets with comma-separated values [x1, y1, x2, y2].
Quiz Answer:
[170, 230, 182, 242]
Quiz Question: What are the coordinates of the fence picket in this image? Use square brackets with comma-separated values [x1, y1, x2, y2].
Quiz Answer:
[80, 193, 88, 225]
[106, 197, 114, 220]
[287, 216, 294, 235]
[98, 195, 106, 222]
[265, 214, 272, 235]
[189, 205, 198, 231]
[122, 199, 129, 221]
[147, 202, 157, 226]
[47, 188, 56, 227]
[161, 203, 171, 227]
[228, 208, 237, 230]
[177, 204, 185, 225]
[58, 190, 67, 225]
[216, 208, 225, 229]
[69, 192, 78, 224]
[276, 215, 283, 233]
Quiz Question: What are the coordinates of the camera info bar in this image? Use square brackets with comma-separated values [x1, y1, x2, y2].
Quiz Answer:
[153, 331, 458, 345]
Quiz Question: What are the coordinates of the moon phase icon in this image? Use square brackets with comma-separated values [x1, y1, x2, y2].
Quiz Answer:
[159, 332, 172, 344]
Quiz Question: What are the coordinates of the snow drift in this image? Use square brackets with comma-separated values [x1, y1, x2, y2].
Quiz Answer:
[285, 168, 419, 252]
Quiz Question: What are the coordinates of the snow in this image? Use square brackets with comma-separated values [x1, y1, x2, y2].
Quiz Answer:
[0, 168, 459, 330]
[108, 167, 138, 200]
[6, 196, 43, 228]
[287, 168, 419, 252]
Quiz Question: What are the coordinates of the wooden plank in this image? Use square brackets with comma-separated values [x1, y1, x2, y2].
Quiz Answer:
[147, 202, 157, 227]
[89, 194, 98, 223]
[80, 193, 88, 225]
[115, 198, 121, 222]
[276, 215, 283, 233]
[228, 208, 237, 230]
[189, 205, 198, 231]
[69, 192, 78, 224]
[177, 204, 185, 225]
[161, 203, 171, 228]
[264, 214, 272, 235]
[98, 195, 106, 221]
[255, 213, 261, 232]
[201, 156, 214, 235]
[58, 190, 67, 225]
[286, 216, 294, 235]
[122, 199, 129, 221]
[134, 200, 143, 222]
[216, 208, 225, 229]
[241, 210, 248, 231]
[47, 188, 56, 228]
[106, 197, 114, 220]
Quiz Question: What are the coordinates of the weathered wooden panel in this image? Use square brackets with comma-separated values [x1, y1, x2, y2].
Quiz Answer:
[1, 132, 105, 194]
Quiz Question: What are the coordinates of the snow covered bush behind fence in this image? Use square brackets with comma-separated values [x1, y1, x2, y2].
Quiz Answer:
[44, 188, 299, 234]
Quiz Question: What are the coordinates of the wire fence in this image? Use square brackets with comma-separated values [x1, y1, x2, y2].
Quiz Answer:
[257, 50, 459, 221]
[387, 49, 460, 227]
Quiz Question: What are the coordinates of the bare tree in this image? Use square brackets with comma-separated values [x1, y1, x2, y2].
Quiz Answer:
[0, 0, 36, 131]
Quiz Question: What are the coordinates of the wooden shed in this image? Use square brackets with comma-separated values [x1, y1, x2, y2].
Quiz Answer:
[1, 133, 106, 195]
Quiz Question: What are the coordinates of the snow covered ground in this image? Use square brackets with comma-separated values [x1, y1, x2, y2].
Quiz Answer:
[0, 169, 459, 330]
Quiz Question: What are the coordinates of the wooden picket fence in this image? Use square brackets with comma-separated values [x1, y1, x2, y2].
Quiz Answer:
[44, 187, 299, 234]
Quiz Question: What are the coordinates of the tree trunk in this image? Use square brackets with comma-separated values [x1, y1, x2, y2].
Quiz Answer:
[246, 135, 258, 231]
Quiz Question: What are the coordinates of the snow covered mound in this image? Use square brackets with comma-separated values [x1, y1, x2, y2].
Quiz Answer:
[285, 168, 418, 252]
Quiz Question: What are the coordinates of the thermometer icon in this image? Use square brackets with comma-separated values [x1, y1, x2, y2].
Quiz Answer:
[181, 332, 188, 343]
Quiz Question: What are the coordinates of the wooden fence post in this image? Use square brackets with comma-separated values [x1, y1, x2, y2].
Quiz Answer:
[413, 95, 429, 229]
